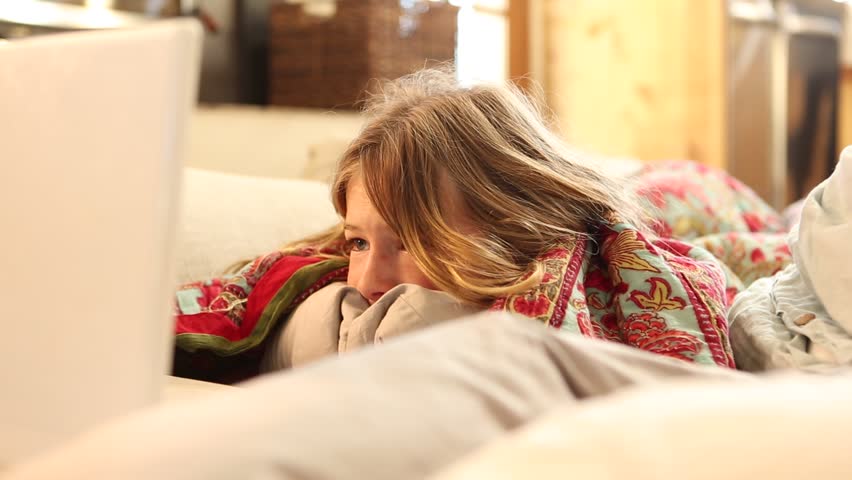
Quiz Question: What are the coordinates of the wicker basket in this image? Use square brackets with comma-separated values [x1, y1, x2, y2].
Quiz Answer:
[268, 0, 459, 109]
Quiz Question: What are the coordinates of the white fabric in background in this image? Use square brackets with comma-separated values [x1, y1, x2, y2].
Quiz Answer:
[794, 145, 852, 333]
[729, 264, 852, 371]
[729, 146, 852, 371]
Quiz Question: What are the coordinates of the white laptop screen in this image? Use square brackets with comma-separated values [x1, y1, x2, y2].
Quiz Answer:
[0, 19, 201, 463]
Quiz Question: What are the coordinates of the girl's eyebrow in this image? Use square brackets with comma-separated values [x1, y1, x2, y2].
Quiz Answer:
[343, 223, 362, 232]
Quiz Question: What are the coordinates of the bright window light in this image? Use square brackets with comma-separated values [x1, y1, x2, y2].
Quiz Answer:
[455, 0, 508, 85]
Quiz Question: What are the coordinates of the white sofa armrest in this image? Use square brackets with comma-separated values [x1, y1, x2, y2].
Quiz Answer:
[175, 167, 338, 284]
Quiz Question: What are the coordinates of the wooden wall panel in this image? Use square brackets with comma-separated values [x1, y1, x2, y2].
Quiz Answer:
[533, 0, 726, 168]
[840, 68, 852, 152]
[508, 0, 531, 89]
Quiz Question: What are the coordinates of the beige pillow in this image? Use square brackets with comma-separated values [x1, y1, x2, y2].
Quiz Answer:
[176, 168, 338, 284]
[431, 373, 852, 480]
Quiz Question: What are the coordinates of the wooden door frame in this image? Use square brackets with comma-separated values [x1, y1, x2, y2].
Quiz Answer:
[508, 0, 531, 90]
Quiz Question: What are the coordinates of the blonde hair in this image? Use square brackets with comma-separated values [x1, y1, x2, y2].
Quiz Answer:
[288, 68, 644, 306]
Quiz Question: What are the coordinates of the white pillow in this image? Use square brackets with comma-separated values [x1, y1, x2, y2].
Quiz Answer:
[175, 168, 339, 284]
[432, 373, 852, 480]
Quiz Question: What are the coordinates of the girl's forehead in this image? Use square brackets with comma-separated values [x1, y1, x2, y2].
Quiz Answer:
[344, 163, 478, 235]
[343, 176, 372, 219]
[344, 178, 395, 233]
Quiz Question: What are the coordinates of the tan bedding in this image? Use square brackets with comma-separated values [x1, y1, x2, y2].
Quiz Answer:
[261, 282, 482, 371]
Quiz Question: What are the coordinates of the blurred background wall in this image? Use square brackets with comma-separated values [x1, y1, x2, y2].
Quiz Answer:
[2, 0, 851, 207]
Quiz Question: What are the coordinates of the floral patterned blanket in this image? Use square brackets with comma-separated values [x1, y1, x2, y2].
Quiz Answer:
[174, 224, 735, 382]
[173, 160, 796, 381]
[634, 160, 793, 295]
[491, 224, 734, 367]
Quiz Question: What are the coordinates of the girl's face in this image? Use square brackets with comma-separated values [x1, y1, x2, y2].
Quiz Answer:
[344, 177, 436, 304]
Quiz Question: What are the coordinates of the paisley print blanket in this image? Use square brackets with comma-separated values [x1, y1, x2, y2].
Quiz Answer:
[172, 160, 809, 381]
[492, 224, 733, 367]
[174, 223, 734, 382]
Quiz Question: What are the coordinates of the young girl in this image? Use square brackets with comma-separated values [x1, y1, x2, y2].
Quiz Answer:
[173, 69, 735, 383]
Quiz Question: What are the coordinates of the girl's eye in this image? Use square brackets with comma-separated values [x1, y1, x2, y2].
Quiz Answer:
[347, 238, 369, 252]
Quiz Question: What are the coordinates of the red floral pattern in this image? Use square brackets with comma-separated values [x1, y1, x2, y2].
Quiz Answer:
[623, 312, 703, 361]
[691, 232, 792, 289]
[493, 223, 735, 368]
[631, 160, 794, 303]
[512, 293, 552, 318]
[635, 161, 785, 241]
